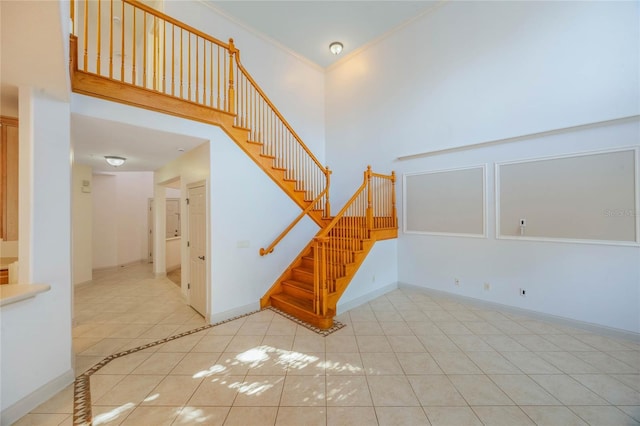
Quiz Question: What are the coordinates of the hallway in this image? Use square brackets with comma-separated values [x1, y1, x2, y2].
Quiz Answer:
[12, 264, 640, 425]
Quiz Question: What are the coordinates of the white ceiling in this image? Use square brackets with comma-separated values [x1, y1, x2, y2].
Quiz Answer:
[209, 1, 437, 68]
[71, 114, 207, 172]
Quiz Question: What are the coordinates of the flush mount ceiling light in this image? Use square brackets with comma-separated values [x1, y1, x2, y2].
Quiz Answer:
[329, 41, 343, 55]
[104, 156, 126, 167]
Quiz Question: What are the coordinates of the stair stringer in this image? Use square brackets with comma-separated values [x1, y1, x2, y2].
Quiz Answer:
[260, 226, 398, 329]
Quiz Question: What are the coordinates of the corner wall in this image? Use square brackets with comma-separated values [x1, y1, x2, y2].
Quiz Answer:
[325, 1, 640, 332]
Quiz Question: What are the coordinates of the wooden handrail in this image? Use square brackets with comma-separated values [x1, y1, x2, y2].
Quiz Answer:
[259, 186, 329, 256]
[234, 57, 328, 175]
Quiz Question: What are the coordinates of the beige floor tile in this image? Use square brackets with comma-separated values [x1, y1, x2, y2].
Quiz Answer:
[482, 335, 528, 352]
[188, 376, 243, 406]
[156, 334, 204, 353]
[326, 376, 373, 406]
[94, 374, 164, 405]
[448, 375, 513, 405]
[571, 374, 640, 405]
[408, 375, 467, 406]
[520, 406, 588, 426]
[396, 352, 443, 375]
[91, 405, 135, 425]
[465, 351, 521, 374]
[400, 310, 430, 322]
[138, 324, 181, 339]
[379, 321, 413, 336]
[266, 319, 298, 336]
[435, 321, 473, 335]
[361, 352, 404, 375]
[225, 335, 264, 352]
[141, 375, 203, 406]
[285, 351, 324, 375]
[570, 405, 640, 426]
[374, 310, 405, 322]
[89, 375, 127, 401]
[206, 319, 244, 335]
[232, 375, 285, 407]
[172, 406, 230, 425]
[417, 335, 459, 352]
[275, 407, 326, 426]
[326, 335, 359, 353]
[387, 335, 426, 352]
[326, 406, 378, 425]
[280, 375, 326, 406]
[236, 320, 271, 336]
[490, 320, 530, 335]
[262, 334, 295, 350]
[512, 334, 562, 352]
[291, 334, 326, 353]
[130, 352, 186, 375]
[352, 321, 385, 335]
[572, 351, 637, 374]
[367, 375, 420, 406]
[12, 413, 72, 426]
[120, 406, 181, 426]
[608, 351, 640, 371]
[618, 406, 640, 422]
[424, 406, 482, 426]
[375, 406, 430, 425]
[324, 352, 365, 375]
[462, 321, 503, 335]
[472, 406, 535, 425]
[542, 334, 598, 351]
[429, 351, 482, 374]
[537, 351, 600, 374]
[190, 335, 233, 353]
[407, 321, 445, 336]
[356, 335, 393, 352]
[348, 306, 377, 322]
[530, 374, 608, 405]
[489, 374, 561, 405]
[449, 335, 494, 352]
[501, 351, 562, 374]
[612, 374, 640, 391]
[169, 352, 223, 376]
[94, 353, 152, 375]
[574, 334, 632, 351]
[79, 338, 132, 356]
[223, 406, 278, 425]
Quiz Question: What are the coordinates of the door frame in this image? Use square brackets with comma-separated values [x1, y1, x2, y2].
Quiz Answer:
[186, 180, 209, 318]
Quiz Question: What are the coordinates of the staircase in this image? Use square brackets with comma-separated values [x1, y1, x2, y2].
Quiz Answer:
[69, 0, 397, 329]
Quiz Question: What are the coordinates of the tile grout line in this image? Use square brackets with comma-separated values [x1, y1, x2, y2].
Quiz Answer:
[72, 307, 346, 425]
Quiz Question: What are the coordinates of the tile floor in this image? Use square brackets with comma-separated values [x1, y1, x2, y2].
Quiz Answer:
[13, 264, 640, 425]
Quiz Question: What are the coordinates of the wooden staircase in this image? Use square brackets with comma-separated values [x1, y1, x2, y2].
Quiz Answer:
[262, 169, 398, 329]
[69, 0, 397, 329]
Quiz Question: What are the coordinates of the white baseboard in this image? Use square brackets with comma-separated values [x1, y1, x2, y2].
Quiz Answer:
[208, 302, 260, 324]
[337, 282, 399, 315]
[399, 282, 640, 343]
[1, 368, 75, 425]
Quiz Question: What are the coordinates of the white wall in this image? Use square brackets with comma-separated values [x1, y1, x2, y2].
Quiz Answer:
[325, 1, 640, 333]
[92, 172, 154, 269]
[72, 163, 92, 284]
[163, 0, 326, 164]
[1, 89, 73, 424]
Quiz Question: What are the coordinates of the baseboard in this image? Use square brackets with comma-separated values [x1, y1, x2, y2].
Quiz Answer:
[92, 259, 146, 274]
[399, 282, 640, 343]
[1, 368, 75, 425]
[208, 302, 260, 324]
[337, 282, 399, 315]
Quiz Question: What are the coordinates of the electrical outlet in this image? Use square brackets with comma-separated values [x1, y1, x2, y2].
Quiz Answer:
[454, 278, 460, 286]
[519, 288, 526, 297]
[520, 218, 526, 227]
[484, 282, 491, 291]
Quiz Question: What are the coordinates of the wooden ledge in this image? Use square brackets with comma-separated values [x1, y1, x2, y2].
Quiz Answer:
[0, 284, 51, 307]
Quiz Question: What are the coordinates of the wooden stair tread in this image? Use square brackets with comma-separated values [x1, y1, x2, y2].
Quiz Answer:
[282, 279, 313, 292]
[272, 292, 313, 311]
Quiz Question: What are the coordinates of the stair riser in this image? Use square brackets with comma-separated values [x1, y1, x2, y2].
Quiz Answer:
[292, 269, 314, 285]
[281, 283, 314, 301]
[271, 297, 333, 329]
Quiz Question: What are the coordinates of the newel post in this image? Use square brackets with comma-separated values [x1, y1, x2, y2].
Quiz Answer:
[228, 38, 237, 114]
[391, 171, 397, 227]
[324, 166, 332, 218]
[366, 165, 373, 231]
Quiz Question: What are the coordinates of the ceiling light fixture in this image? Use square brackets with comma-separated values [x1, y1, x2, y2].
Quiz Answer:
[329, 41, 343, 55]
[104, 156, 126, 167]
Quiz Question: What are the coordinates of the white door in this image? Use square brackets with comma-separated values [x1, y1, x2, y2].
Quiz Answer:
[188, 184, 207, 316]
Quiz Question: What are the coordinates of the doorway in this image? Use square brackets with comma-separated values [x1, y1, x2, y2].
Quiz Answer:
[187, 182, 207, 316]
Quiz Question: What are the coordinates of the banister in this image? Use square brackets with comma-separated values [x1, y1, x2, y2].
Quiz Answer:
[120, 0, 231, 50]
[234, 57, 328, 175]
[316, 181, 368, 240]
[260, 186, 329, 256]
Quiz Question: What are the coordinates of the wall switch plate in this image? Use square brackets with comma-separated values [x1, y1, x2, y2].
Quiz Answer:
[519, 288, 526, 297]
